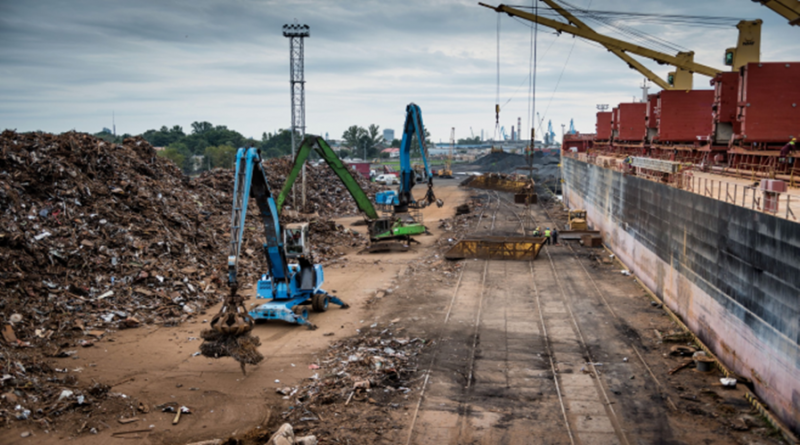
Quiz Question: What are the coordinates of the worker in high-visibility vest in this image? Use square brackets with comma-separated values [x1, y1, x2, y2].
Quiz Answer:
[780, 138, 796, 164]
[532, 226, 541, 237]
[544, 227, 551, 245]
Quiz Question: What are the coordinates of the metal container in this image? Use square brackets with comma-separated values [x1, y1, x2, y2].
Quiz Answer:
[693, 351, 715, 372]
[617, 103, 647, 142]
[655, 90, 715, 143]
[736, 62, 800, 144]
[645, 94, 659, 142]
[711, 71, 741, 145]
[595, 111, 613, 140]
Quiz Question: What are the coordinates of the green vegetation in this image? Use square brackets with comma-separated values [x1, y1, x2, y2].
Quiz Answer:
[135, 121, 299, 174]
[457, 136, 481, 145]
[341, 124, 384, 159]
[93, 129, 131, 144]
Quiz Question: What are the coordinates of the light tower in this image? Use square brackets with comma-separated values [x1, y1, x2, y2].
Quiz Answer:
[283, 23, 310, 209]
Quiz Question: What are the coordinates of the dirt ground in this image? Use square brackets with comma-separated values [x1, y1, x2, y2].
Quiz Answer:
[0, 180, 464, 444]
[1, 180, 790, 445]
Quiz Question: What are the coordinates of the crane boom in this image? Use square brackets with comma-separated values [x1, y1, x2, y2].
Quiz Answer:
[536, 0, 678, 89]
[753, 0, 800, 26]
[479, 2, 722, 89]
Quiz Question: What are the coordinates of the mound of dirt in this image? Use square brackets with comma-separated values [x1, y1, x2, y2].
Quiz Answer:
[460, 151, 562, 191]
[466, 151, 527, 173]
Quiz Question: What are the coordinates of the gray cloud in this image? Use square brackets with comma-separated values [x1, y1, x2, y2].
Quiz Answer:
[1, 0, 797, 142]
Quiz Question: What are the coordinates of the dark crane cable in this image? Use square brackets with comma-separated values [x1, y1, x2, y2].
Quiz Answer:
[495, 14, 501, 141]
[531, 0, 538, 155]
[556, 0, 687, 54]
[500, 28, 557, 111]
[507, 4, 742, 26]
[526, 0, 535, 158]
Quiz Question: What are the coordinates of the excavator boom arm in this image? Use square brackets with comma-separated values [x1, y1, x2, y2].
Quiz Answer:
[228, 147, 289, 288]
[399, 103, 432, 198]
[397, 103, 438, 209]
[276, 135, 380, 220]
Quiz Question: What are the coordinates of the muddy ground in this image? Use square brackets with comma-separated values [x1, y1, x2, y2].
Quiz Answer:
[1, 180, 789, 445]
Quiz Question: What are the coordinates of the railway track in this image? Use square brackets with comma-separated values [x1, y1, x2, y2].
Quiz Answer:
[404, 192, 500, 445]
[405, 190, 677, 444]
[407, 193, 578, 445]
[519, 195, 675, 443]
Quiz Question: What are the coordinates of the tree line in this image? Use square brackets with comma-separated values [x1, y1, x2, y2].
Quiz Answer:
[90, 120, 434, 174]
[95, 122, 295, 174]
[338, 123, 432, 160]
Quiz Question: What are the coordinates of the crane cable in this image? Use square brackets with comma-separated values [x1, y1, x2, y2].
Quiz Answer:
[494, 14, 501, 142]
[524, 0, 539, 175]
[530, 0, 538, 152]
[535, 0, 593, 140]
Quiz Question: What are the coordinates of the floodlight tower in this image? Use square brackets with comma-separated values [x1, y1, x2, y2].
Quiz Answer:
[283, 23, 310, 209]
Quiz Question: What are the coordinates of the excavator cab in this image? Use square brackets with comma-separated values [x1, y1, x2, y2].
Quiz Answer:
[283, 223, 310, 259]
[568, 210, 588, 231]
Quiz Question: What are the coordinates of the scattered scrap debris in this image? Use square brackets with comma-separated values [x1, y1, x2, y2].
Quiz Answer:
[274, 326, 426, 442]
[267, 423, 318, 445]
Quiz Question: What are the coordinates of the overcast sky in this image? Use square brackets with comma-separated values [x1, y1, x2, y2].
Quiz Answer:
[1, 0, 797, 144]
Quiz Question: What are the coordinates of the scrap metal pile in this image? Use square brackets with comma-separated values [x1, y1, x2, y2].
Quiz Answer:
[195, 157, 383, 218]
[0, 131, 371, 427]
[275, 326, 426, 443]
[0, 130, 224, 427]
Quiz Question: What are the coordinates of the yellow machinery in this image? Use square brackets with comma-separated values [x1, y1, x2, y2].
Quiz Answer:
[468, 173, 531, 194]
[753, 0, 800, 26]
[445, 236, 545, 261]
[439, 127, 454, 178]
[568, 210, 588, 231]
[479, 2, 761, 90]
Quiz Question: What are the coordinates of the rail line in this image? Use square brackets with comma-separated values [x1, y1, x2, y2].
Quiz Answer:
[410, 191, 632, 445]
[496, 195, 632, 445]
[527, 250, 576, 445]
[524, 194, 681, 443]
[453, 191, 521, 442]
[534, 198, 678, 412]
[408, 190, 585, 445]
[404, 192, 500, 445]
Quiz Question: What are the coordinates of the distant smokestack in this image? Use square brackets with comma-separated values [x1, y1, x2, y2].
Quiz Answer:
[517, 117, 521, 140]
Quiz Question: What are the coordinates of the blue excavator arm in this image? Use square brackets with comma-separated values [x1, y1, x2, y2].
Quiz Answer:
[228, 147, 290, 287]
[212, 147, 290, 336]
[388, 103, 441, 213]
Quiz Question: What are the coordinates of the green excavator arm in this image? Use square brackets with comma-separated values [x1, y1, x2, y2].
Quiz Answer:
[275, 135, 427, 244]
[276, 135, 379, 220]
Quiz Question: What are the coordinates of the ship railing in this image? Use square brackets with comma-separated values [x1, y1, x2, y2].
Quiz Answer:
[567, 152, 797, 222]
[682, 173, 797, 221]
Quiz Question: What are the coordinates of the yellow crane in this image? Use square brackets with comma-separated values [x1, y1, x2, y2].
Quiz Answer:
[753, 0, 800, 26]
[479, 2, 761, 89]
